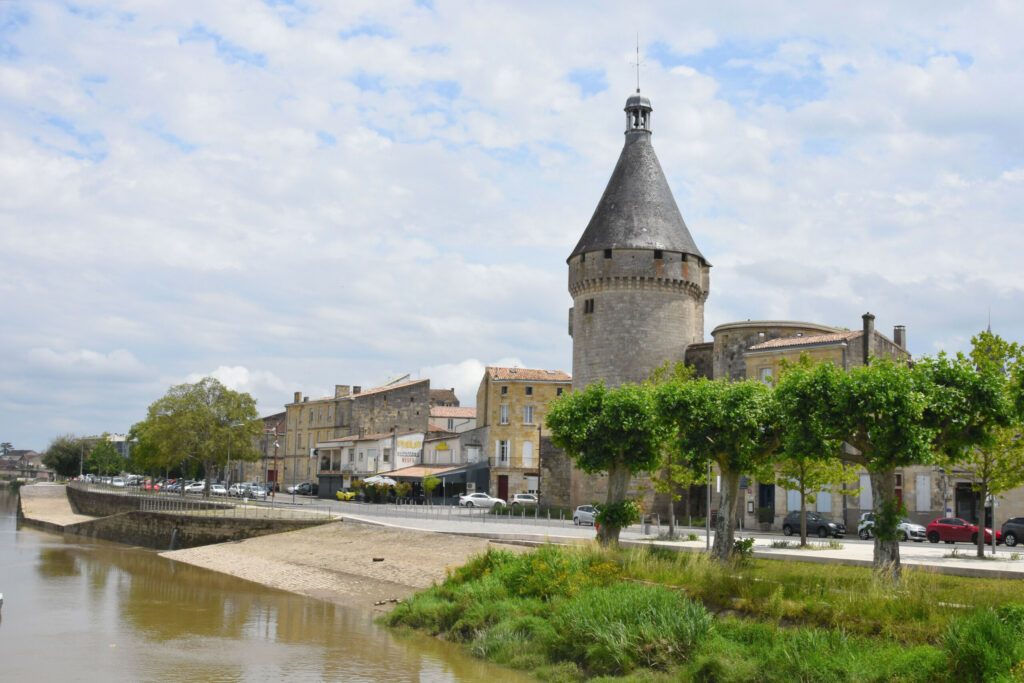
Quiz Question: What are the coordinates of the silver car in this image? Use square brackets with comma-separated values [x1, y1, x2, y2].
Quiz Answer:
[458, 492, 506, 509]
[573, 505, 598, 526]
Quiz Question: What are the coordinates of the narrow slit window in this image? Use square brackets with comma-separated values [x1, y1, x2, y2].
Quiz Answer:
[654, 250, 663, 260]
[604, 249, 612, 259]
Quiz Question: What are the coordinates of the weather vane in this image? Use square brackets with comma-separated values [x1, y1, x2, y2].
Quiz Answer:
[631, 34, 644, 93]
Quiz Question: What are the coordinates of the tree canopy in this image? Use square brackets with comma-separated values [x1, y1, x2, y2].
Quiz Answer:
[87, 439, 123, 476]
[546, 381, 663, 545]
[656, 378, 778, 561]
[42, 435, 86, 478]
[133, 377, 261, 494]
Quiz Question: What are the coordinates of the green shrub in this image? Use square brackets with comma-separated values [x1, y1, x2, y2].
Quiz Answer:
[445, 548, 516, 585]
[550, 582, 713, 675]
[944, 605, 1024, 682]
[470, 614, 557, 668]
[385, 590, 461, 635]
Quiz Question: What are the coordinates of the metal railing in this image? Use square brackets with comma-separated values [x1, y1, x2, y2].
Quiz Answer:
[69, 480, 337, 520]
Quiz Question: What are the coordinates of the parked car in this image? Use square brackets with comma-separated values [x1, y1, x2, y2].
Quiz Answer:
[245, 485, 268, 499]
[510, 493, 538, 507]
[458, 492, 506, 509]
[926, 517, 1002, 545]
[111, 477, 126, 488]
[573, 505, 598, 526]
[184, 482, 205, 494]
[209, 484, 228, 496]
[1001, 518, 1024, 547]
[857, 512, 927, 542]
[287, 482, 319, 496]
[781, 511, 846, 538]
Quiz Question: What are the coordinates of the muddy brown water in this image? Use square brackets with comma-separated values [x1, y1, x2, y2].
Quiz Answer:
[0, 489, 531, 682]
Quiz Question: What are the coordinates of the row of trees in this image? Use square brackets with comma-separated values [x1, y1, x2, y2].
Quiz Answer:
[44, 378, 263, 495]
[547, 331, 1024, 574]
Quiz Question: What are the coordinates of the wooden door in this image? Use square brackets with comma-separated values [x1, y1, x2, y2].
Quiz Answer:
[497, 475, 509, 501]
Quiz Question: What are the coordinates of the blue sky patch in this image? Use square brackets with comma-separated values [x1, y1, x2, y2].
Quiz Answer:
[142, 118, 197, 153]
[339, 22, 393, 40]
[351, 71, 386, 92]
[316, 130, 336, 146]
[179, 24, 267, 67]
[36, 114, 107, 162]
[649, 39, 828, 111]
[568, 67, 608, 98]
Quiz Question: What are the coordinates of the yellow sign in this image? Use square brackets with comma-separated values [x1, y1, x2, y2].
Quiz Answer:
[436, 441, 450, 451]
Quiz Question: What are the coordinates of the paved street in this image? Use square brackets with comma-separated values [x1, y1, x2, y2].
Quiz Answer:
[259, 496, 1024, 579]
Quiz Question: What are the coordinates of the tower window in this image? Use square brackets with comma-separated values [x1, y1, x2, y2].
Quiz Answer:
[583, 298, 595, 314]
[604, 249, 612, 259]
[580, 253, 586, 263]
[654, 250, 663, 260]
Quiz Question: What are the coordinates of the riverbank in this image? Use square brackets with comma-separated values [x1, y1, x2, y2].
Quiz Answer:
[163, 518, 526, 611]
[17, 482, 96, 527]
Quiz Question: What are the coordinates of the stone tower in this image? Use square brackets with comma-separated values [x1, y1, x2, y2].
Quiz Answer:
[553, 90, 710, 509]
[568, 90, 710, 391]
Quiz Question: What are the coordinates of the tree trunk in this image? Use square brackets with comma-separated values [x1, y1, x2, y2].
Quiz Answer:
[598, 461, 630, 546]
[869, 470, 901, 578]
[712, 468, 741, 561]
[800, 489, 808, 547]
[977, 482, 988, 559]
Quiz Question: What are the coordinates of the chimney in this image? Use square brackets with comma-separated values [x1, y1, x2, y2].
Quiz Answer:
[303, 396, 309, 402]
[293, 391, 302, 404]
[353, 386, 362, 395]
[894, 325, 907, 349]
[862, 313, 875, 366]
[335, 384, 350, 398]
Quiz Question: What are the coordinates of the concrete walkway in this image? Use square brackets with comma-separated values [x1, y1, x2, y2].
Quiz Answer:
[18, 483, 96, 527]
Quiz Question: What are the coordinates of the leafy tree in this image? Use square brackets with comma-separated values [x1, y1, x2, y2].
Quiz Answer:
[648, 362, 698, 539]
[0, 442, 12, 456]
[656, 378, 778, 561]
[43, 435, 87, 478]
[133, 378, 261, 496]
[87, 439, 123, 476]
[919, 332, 1024, 558]
[830, 359, 935, 576]
[773, 357, 859, 546]
[423, 475, 440, 503]
[547, 382, 663, 546]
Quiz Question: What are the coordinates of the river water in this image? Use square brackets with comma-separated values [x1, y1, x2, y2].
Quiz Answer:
[0, 489, 529, 682]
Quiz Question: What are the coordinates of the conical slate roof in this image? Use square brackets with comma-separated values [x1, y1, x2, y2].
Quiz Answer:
[569, 113, 703, 262]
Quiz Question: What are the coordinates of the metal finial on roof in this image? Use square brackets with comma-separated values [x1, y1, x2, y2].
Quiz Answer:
[632, 34, 643, 93]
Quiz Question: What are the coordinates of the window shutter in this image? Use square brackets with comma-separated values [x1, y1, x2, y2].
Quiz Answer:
[859, 475, 873, 511]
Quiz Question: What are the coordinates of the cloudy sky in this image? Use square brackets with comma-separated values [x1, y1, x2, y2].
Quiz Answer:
[2, 1, 1022, 450]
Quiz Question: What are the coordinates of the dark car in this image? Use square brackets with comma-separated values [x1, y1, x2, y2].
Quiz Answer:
[926, 517, 1002, 545]
[295, 481, 319, 496]
[1000, 517, 1024, 547]
[782, 511, 846, 538]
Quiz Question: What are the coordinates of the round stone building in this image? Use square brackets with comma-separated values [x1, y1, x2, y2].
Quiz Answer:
[561, 90, 710, 509]
[568, 90, 710, 390]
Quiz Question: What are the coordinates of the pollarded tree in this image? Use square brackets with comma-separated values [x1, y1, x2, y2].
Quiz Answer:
[656, 378, 778, 561]
[134, 378, 261, 496]
[546, 381, 663, 546]
[831, 359, 936, 576]
[773, 358, 859, 546]
[917, 332, 1024, 558]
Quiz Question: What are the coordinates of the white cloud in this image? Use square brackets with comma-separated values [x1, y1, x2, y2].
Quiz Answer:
[2, 1, 1024, 449]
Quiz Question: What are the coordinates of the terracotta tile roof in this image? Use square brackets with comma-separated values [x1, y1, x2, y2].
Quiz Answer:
[428, 422, 455, 433]
[429, 406, 476, 419]
[748, 331, 860, 352]
[486, 367, 571, 382]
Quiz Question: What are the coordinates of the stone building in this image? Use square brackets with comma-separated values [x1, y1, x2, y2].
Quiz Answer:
[429, 406, 477, 434]
[466, 366, 571, 500]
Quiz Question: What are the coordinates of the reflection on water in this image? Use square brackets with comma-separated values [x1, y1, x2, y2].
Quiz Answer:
[0, 488, 529, 682]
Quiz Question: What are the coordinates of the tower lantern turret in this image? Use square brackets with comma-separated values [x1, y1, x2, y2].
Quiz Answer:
[624, 90, 652, 135]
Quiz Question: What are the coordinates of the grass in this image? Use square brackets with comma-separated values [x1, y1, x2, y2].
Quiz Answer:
[769, 539, 844, 550]
[387, 544, 1024, 681]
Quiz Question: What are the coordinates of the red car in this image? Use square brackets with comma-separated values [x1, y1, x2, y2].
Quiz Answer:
[926, 517, 1002, 545]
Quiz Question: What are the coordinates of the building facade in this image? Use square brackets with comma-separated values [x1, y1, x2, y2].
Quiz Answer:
[473, 366, 571, 500]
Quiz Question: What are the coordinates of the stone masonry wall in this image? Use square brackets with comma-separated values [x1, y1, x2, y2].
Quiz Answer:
[63, 510, 328, 550]
[67, 485, 229, 516]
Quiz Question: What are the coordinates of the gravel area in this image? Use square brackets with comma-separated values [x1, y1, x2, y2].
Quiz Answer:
[162, 518, 523, 611]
